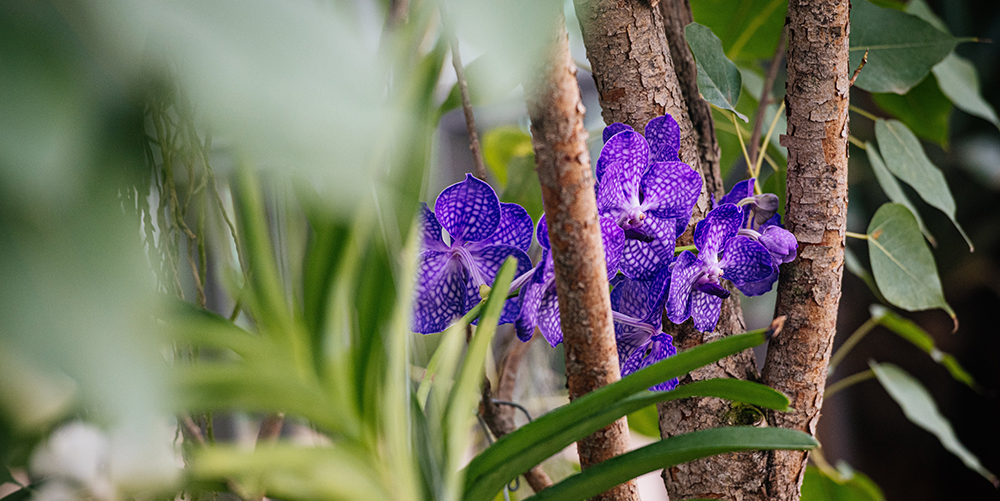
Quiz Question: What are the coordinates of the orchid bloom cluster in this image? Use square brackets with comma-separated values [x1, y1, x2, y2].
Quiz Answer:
[411, 114, 797, 390]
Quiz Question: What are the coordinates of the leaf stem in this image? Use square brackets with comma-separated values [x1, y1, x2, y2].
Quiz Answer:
[824, 369, 875, 398]
[849, 105, 879, 122]
[845, 231, 869, 240]
[827, 317, 878, 376]
[731, 111, 755, 181]
[847, 135, 868, 150]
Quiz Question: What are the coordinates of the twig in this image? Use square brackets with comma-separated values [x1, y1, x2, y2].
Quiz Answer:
[480, 335, 553, 493]
[748, 30, 786, 169]
[849, 49, 869, 87]
[445, 12, 488, 180]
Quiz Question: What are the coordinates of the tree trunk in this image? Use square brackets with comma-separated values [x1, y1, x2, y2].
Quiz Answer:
[761, 1, 851, 500]
[572, 1, 766, 499]
[525, 16, 639, 501]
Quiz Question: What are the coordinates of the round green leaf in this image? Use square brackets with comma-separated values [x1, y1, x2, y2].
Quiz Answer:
[874, 119, 973, 250]
[864, 143, 934, 244]
[866, 203, 954, 319]
[685, 23, 746, 121]
[850, 0, 957, 94]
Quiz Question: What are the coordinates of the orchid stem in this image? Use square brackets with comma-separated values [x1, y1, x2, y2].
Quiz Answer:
[731, 111, 754, 179]
[674, 244, 697, 254]
[824, 369, 875, 398]
[827, 317, 877, 376]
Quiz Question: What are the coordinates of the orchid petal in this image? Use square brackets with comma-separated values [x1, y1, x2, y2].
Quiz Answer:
[596, 128, 647, 183]
[419, 203, 447, 252]
[435, 174, 501, 242]
[620, 217, 676, 280]
[602, 122, 633, 143]
[412, 251, 466, 334]
[666, 250, 703, 325]
[759, 225, 798, 264]
[477, 202, 534, 252]
[720, 235, 775, 286]
[515, 276, 544, 341]
[601, 216, 625, 280]
[736, 269, 779, 297]
[537, 284, 563, 347]
[645, 115, 681, 162]
[622, 334, 679, 391]
[693, 203, 742, 256]
[536, 214, 550, 250]
[641, 161, 702, 222]
[718, 178, 756, 207]
[691, 290, 723, 333]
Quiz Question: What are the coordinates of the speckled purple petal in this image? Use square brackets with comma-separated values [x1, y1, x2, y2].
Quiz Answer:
[647, 264, 673, 318]
[622, 334, 678, 391]
[620, 217, 676, 280]
[720, 235, 775, 286]
[718, 178, 756, 206]
[666, 250, 703, 325]
[419, 203, 447, 252]
[601, 216, 625, 280]
[434, 174, 501, 243]
[536, 214, 550, 250]
[693, 203, 742, 256]
[475, 202, 534, 252]
[595, 131, 649, 198]
[603, 122, 633, 143]
[645, 115, 681, 163]
[736, 269, 779, 297]
[641, 161, 702, 222]
[611, 276, 653, 320]
[467, 245, 532, 325]
[412, 251, 467, 334]
[759, 225, 798, 264]
[597, 124, 639, 182]
[537, 284, 563, 347]
[691, 291, 723, 333]
[515, 275, 543, 341]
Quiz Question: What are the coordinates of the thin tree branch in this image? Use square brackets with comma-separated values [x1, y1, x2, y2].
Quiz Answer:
[480, 335, 554, 493]
[444, 14, 488, 181]
[525, 15, 638, 501]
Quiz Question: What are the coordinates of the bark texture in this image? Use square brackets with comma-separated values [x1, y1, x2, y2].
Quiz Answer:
[658, 0, 721, 180]
[761, 1, 851, 500]
[525, 18, 639, 501]
[572, 1, 766, 498]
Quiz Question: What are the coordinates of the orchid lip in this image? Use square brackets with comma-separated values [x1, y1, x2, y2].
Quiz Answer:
[612, 311, 659, 337]
[453, 245, 487, 287]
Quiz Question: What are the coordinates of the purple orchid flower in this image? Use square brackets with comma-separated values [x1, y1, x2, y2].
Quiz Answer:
[595, 115, 702, 280]
[412, 174, 533, 334]
[666, 203, 775, 333]
[715, 178, 798, 295]
[610, 269, 678, 391]
[515, 214, 625, 347]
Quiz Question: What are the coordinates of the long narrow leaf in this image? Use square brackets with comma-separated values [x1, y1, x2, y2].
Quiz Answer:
[463, 378, 789, 501]
[443, 258, 518, 500]
[524, 427, 817, 501]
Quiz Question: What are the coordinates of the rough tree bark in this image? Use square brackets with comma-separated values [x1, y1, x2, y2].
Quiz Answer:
[761, 1, 851, 500]
[525, 16, 639, 501]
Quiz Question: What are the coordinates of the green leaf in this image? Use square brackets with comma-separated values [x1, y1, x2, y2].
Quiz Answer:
[850, 0, 957, 94]
[871, 75, 951, 148]
[869, 305, 978, 389]
[864, 142, 934, 245]
[481, 126, 533, 187]
[689, 0, 787, 62]
[463, 338, 788, 501]
[501, 155, 545, 221]
[523, 427, 817, 501]
[844, 245, 889, 305]
[627, 405, 661, 438]
[686, 23, 747, 121]
[444, 258, 517, 499]
[866, 203, 955, 319]
[192, 445, 390, 501]
[904, 0, 948, 32]
[874, 119, 973, 251]
[869, 362, 998, 485]
[801, 463, 885, 501]
[932, 53, 1000, 133]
